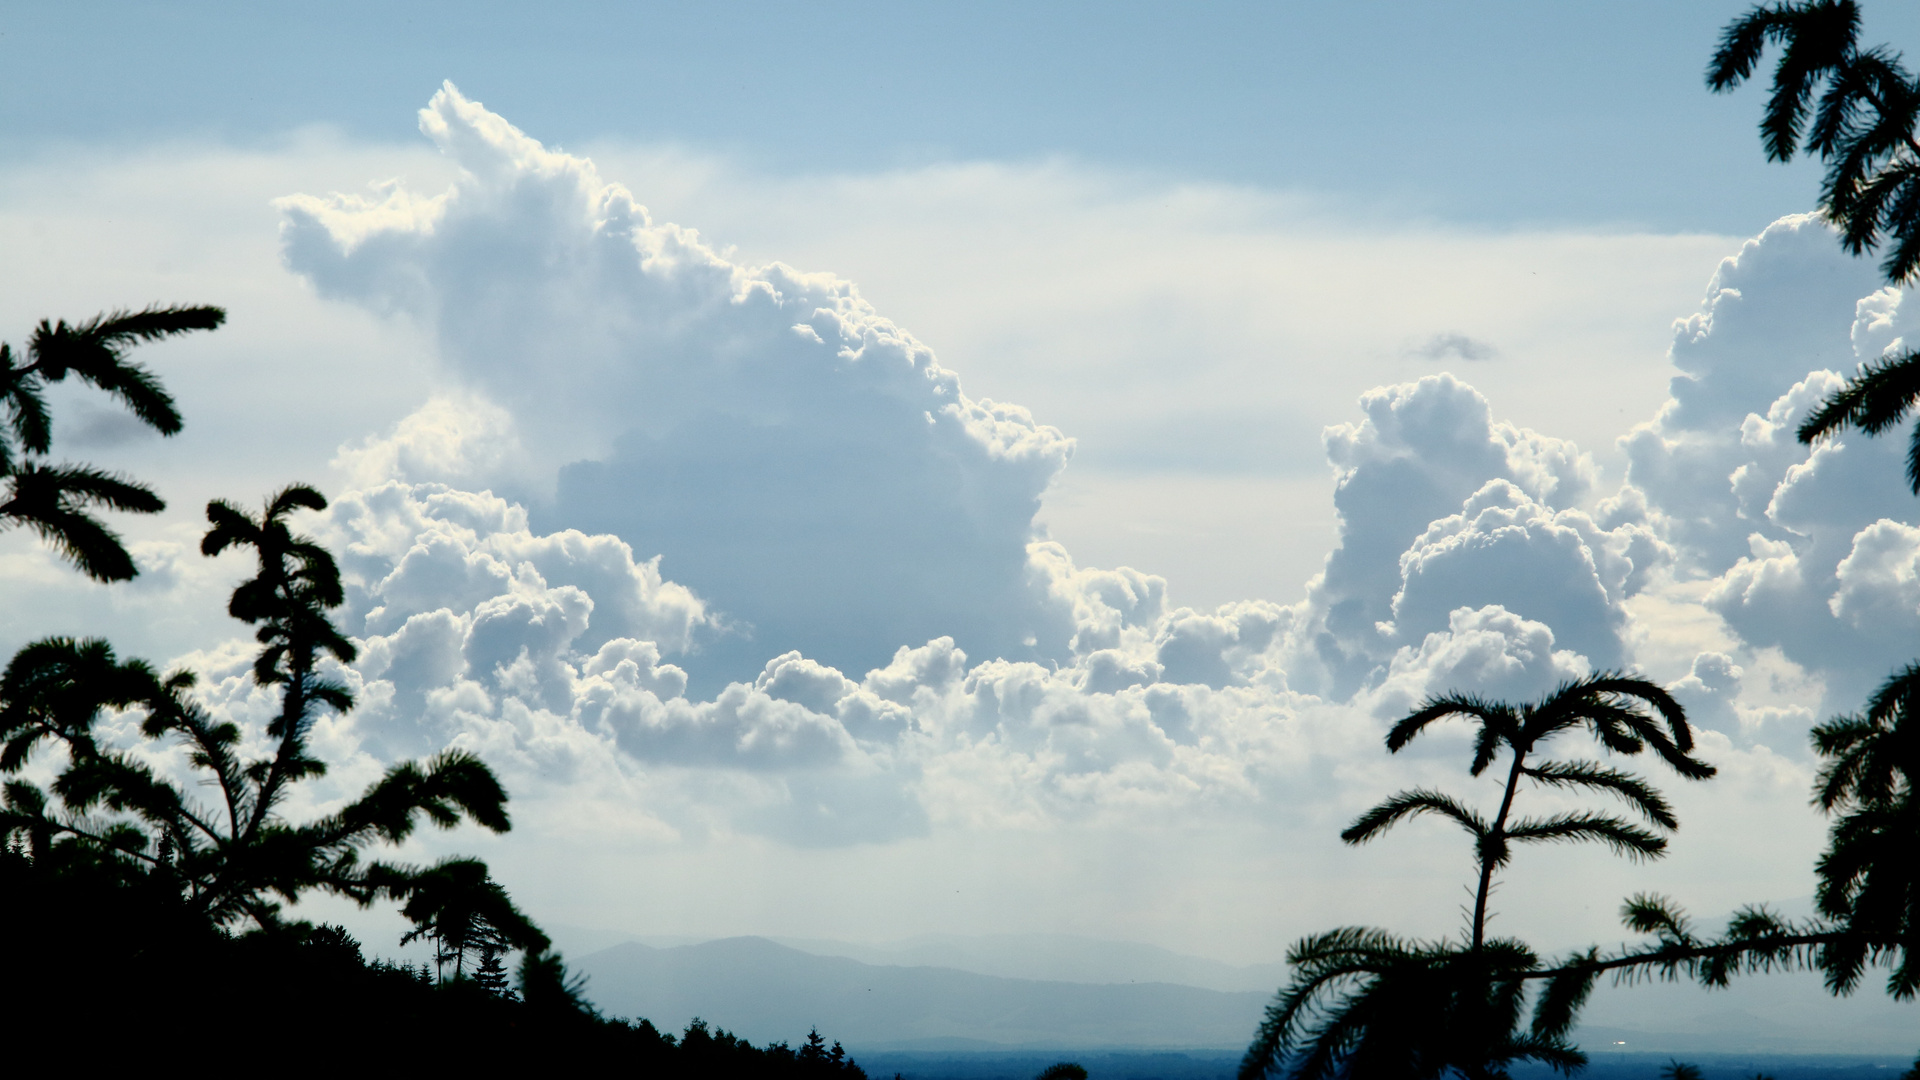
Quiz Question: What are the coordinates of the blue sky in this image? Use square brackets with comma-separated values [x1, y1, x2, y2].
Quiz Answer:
[4, 2, 1920, 1049]
[10, 1, 1913, 229]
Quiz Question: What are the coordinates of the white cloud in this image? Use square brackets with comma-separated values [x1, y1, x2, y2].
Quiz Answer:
[1408, 331, 1496, 362]
[330, 481, 708, 654]
[280, 83, 1076, 688]
[1363, 605, 1591, 720]
[267, 470, 1347, 851]
[1294, 373, 1630, 694]
[1828, 518, 1920, 632]
[1603, 216, 1920, 710]
[265, 126, 1920, 944]
[11, 89, 1918, 966]
[1389, 480, 1629, 667]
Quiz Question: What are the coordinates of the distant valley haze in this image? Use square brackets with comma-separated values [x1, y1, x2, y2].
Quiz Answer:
[557, 931, 1919, 1056]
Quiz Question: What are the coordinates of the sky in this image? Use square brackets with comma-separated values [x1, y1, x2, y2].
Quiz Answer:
[5, 0, 1920, 1039]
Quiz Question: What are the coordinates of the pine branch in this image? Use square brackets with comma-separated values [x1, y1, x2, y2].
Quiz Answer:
[1340, 788, 1488, 847]
[1523, 760, 1678, 830]
[1505, 812, 1668, 860]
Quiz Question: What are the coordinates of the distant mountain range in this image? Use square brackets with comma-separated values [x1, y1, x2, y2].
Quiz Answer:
[766, 932, 1291, 995]
[548, 927, 1291, 995]
[573, 936, 1270, 1050]
[568, 932, 1920, 1056]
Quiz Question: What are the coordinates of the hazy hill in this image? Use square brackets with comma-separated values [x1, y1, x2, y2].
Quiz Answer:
[574, 936, 1269, 1049]
[571, 934, 1920, 1056]
[766, 932, 1290, 994]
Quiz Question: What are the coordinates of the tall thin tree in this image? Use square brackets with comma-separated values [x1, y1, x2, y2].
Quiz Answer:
[1241, 675, 1714, 1080]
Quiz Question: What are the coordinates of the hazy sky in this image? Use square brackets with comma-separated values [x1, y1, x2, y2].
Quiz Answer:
[6, 2, 1920, 1022]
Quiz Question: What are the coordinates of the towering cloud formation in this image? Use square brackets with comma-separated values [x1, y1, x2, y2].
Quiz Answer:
[1296, 373, 1645, 697]
[255, 84, 1919, 857]
[1619, 217, 1920, 708]
[282, 84, 1075, 686]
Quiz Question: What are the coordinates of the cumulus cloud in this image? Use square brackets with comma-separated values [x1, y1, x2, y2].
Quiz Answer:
[1612, 215, 1920, 707]
[1363, 605, 1591, 720]
[18, 91, 1920, 971]
[218, 469, 1357, 847]
[1389, 480, 1627, 667]
[1828, 519, 1920, 633]
[280, 82, 1075, 688]
[31, 86, 1844, 925]
[1290, 373, 1653, 695]
[250, 86, 1405, 850]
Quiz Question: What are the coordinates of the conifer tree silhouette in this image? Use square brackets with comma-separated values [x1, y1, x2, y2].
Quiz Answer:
[1707, 11, 1920, 1070]
[800, 1028, 830, 1063]
[472, 944, 513, 998]
[0, 485, 537, 939]
[400, 857, 547, 981]
[0, 305, 222, 580]
[1709, 2, 1920, 488]
[1241, 675, 1714, 1080]
[1808, 663, 1920, 997]
[0, 307, 628, 1051]
[1352, 676, 1714, 955]
[1710, 0, 1920, 281]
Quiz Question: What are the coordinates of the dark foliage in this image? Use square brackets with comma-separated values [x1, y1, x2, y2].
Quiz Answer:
[472, 945, 514, 997]
[1355, 675, 1710, 955]
[1710, 0, 1920, 281]
[0, 305, 221, 580]
[0, 843, 868, 1076]
[1242, 676, 1713, 1080]
[400, 857, 547, 982]
[1509, 657, 1920, 1066]
[1711, 3, 1920, 492]
[1240, 929, 1581, 1080]
[1796, 347, 1920, 493]
[1706, 13, 1920, 1070]
[1809, 662, 1920, 997]
[0, 487, 528, 936]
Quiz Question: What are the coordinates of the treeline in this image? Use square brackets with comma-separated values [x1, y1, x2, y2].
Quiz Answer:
[0, 310, 872, 1072]
[2, 815, 868, 1074]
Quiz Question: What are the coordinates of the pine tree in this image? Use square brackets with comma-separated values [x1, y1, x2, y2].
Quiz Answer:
[800, 1027, 829, 1063]
[0, 312, 546, 954]
[1241, 675, 1714, 1080]
[473, 945, 513, 998]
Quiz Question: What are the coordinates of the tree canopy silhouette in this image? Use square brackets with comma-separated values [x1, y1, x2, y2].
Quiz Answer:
[401, 857, 549, 982]
[0, 486, 541, 941]
[1709, 2, 1920, 491]
[1240, 676, 1715, 1080]
[1707, 9, 1920, 1071]
[1809, 662, 1920, 997]
[1710, 0, 1920, 281]
[0, 305, 222, 580]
